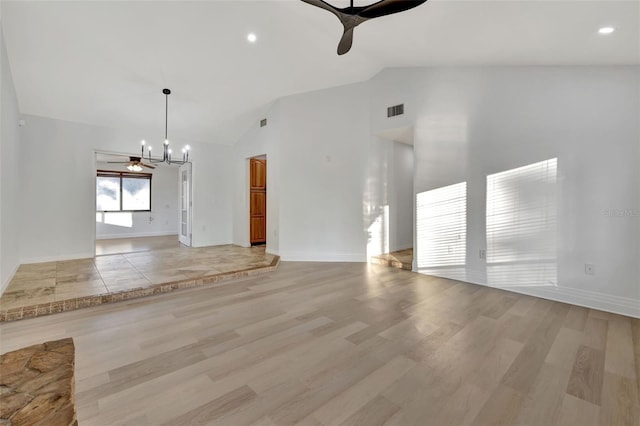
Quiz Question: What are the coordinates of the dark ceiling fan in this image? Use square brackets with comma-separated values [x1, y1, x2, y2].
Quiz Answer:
[108, 156, 156, 170]
[300, 0, 428, 55]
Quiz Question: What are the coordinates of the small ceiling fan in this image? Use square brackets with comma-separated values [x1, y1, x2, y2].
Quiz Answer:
[300, 0, 428, 55]
[108, 156, 156, 171]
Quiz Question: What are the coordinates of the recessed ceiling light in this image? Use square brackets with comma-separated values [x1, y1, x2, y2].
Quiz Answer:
[598, 27, 615, 35]
[247, 33, 257, 43]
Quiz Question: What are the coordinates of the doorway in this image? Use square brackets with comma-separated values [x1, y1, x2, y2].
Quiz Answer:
[94, 151, 181, 255]
[368, 127, 415, 270]
[249, 156, 267, 245]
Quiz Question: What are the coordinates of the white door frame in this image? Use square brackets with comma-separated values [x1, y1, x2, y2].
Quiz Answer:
[179, 163, 192, 246]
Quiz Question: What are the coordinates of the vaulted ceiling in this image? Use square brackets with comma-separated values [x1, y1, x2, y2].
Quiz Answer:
[2, 1, 638, 145]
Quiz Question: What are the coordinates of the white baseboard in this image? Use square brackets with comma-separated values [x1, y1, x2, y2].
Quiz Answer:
[96, 231, 178, 240]
[190, 240, 231, 248]
[21, 252, 96, 264]
[416, 269, 640, 319]
[505, 284, 640, 319]
[279, 251, 365, 262]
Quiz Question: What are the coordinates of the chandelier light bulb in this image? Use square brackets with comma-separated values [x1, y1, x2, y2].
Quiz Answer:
[129, 89, 192, 166]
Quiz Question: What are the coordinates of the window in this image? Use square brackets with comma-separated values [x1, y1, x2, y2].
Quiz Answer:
[96, 171, 151, 212]
[416, 182, 467, 268]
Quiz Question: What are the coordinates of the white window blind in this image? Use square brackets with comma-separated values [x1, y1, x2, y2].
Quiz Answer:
[486, 158, 557, 264]
[416, 182, 467, 268]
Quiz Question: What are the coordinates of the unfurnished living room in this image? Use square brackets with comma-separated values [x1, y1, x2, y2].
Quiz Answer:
[0, 1, 639, 425]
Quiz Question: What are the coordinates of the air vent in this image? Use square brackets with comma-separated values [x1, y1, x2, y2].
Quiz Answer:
[387, 104, 404, 118]
[260, 118, 267, 127]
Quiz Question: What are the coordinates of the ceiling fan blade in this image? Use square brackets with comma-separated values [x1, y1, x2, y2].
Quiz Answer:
[140, 162, 156, 169]
[300, 0, 341, 19]
[337, 27, 354, 55]
[107, 161, 128, 164]
[358, 0, 427, 19]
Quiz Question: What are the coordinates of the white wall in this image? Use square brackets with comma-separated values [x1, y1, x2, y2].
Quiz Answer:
[191, 142, 234, 248]
[0, 24, 21, 294]
[18, 114, 233, 263]
[95, 161, 179, 239]
[232, 101, 281, 254]
[233, 83, 372, 262]
[369, 66, 639, 317]
[276, 83, 370, 261]
[390, 141, 414, 251]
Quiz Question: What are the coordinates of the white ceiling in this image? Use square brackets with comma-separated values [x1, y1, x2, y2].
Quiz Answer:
[2, 1, 638, 145]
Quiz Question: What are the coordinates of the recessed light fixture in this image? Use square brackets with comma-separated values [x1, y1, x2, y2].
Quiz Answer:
[247, 33, 257, 43]
[598, 26, 615, 34]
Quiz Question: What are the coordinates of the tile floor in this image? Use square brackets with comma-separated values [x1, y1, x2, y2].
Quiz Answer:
[95, 234, 181, 256]
[370, 248, 413, 270]
[0, 244, 278, 321]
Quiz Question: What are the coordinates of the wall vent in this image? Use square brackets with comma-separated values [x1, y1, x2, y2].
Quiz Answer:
[260, 118, 267, 127]
[387, 104, 404, 118]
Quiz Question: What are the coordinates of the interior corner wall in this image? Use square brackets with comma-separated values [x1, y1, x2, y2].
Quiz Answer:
[18, 114, 233, 263]
[191, 142, 234, 248]
[376, 66, 639, 317]
[276, 83, 370, 262]
[95, 162, 179, 239]
[0, 24, 21, 294]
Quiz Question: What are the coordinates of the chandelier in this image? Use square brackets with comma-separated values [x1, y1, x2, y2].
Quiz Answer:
[136, 88, 191, 168]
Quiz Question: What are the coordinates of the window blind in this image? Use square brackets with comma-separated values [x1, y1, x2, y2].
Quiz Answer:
[486, 158, 557, 264]
[416, 182, 467, 268]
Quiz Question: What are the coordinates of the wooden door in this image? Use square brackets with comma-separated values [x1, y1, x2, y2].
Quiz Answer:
[250, 158, 266, 244]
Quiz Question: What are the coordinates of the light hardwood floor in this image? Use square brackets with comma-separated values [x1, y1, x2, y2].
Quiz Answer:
[0, 262, 638, 425]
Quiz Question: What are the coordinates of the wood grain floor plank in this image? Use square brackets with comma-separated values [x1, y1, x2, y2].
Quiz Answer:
[514, 363, 571, 425]
[556, 394, 601, 426]
[309, 355, 415, 425]
[544, 326, 583, 370]
[605, 316, 637, 379]
[565, 344, 605, 405]
[160, 384, 257, 425]
[0, 261, 638, 425]
[500, 302, 569, 394]
[339, 395, 400, 426]
[582, 316, 609, 351]
[564, 305, 589, 331]
[632, 318, 640, 406]
[599, 372, 640, 426]
[471, 383, 527, 426]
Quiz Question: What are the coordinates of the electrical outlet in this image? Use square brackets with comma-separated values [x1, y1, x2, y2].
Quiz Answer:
[479, 249, 486, 259]
[585, 264, 595, 275]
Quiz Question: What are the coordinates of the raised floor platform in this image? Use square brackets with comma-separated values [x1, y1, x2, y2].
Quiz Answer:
[370, 248, 413, 270]
[0, 338, 77, 425]
[0, 245, 278, 322]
